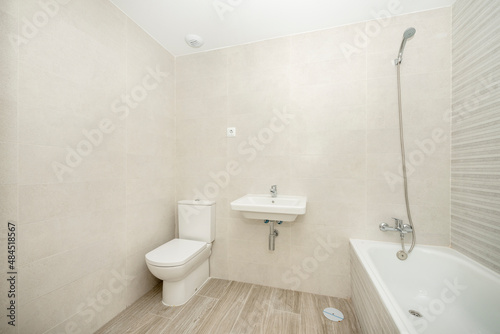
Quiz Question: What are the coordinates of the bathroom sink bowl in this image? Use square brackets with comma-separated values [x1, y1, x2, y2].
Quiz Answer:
[230, 194, 307, 222]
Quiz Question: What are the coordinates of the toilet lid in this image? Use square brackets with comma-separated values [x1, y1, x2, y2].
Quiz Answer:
[145, 239, 207, 267]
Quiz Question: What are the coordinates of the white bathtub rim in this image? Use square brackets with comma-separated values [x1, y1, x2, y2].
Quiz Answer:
[350, 238, 500, 284]
[350, 238, 417, 334]
[350, 238, 500, 334]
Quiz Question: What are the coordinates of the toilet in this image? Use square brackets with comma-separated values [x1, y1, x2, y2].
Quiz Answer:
[145, 200, 215, 306]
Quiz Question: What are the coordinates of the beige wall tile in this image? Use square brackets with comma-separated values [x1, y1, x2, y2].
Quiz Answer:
[0, 142, 17, 184]
[291, 23, 365, 64]
[209, 237, 228, 278]
[176, 49, 228, 82]
[18, 208, 126, 266]
[0, 8, 18, 145]
[227, 37, 291, 74]
[0, 184, 17, 223]
[7, 1, 176, 332]
[176, 8, 452, 296]
[0, 14, 18, 333]
[0, 99, 17, 143]
[19, 237, 125, 305]
[126, 199, 175, 256]
[1, 4, 458, 332]
[176, 75, 227, 100]
[177, 96, 227, 120]
[125, 251, 160, 306]
[0, 0, 17, 16]
[19, 263, 128, 334]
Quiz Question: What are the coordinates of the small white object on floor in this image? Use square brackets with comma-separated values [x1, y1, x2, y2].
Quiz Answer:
[323, 307, 344, 322]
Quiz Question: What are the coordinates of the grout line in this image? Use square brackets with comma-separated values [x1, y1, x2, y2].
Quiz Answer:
[191, 296, 220, 332]
[263, 286, 276, 331]
[228, 283, 254, 333]
[195, 281, 234, 332]
[98, 278, 359, 333]
[124, 16, 130, 306]
[274, 308, 302, 317]
[160, 301, 187, 323]
[196, 278, 231, 299]
[364, 40, 369, 240]
[15, 1, 20, 331]
[173, 44, 178, 239]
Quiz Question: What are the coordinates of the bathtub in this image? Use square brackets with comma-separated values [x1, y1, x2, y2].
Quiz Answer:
[350, 239, 500, 334]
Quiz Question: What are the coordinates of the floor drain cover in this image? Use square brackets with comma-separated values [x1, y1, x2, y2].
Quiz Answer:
[323, 308, 344, 322]
[409, 310, 423, 317]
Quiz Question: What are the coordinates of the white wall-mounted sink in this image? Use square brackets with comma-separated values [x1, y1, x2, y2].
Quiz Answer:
[230, 194, 307, 222]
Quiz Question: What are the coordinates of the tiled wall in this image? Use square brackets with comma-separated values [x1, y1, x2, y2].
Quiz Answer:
[350, 245, 399, 334]
[0, 2, 458, 332]
[0, 0, 175, 333]
[451, 0, 500, 273]
[176, 8, 452, 297]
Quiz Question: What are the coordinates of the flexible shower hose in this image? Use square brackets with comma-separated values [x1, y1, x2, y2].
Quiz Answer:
[396, 63, 416, 254]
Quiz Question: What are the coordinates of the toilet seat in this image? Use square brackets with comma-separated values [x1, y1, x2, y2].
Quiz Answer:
[145, 239, 207, 267]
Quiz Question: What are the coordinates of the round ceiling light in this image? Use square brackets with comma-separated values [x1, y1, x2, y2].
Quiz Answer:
[185, 34, 204, 48]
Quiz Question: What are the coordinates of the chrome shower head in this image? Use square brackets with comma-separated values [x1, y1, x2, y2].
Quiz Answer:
[403, 27, 416, 39]
[395, 27, 416, 65]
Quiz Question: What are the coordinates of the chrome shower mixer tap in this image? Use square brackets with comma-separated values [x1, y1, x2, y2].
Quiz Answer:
[379, 218, 413, 235]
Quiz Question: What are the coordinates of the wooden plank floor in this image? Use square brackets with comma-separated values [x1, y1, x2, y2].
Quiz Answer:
[96, 278, 360, 334]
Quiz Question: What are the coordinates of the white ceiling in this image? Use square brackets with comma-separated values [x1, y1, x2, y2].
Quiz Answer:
[109, 0, 455, 56]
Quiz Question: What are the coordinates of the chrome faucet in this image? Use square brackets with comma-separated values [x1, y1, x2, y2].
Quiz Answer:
[379, 218, 413, 235]
[380, 218, 414, 261]
[270, 185, 277, 198]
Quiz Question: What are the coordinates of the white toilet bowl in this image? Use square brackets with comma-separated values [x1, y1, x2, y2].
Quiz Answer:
[146, 200, 216, 306]
[146, 239, 212, 306]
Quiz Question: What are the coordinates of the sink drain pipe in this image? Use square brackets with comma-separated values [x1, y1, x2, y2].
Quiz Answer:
[265, 220, 282, 251]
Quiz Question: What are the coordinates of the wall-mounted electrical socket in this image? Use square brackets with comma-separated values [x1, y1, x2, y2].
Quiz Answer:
[227, 127, 236, 137]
